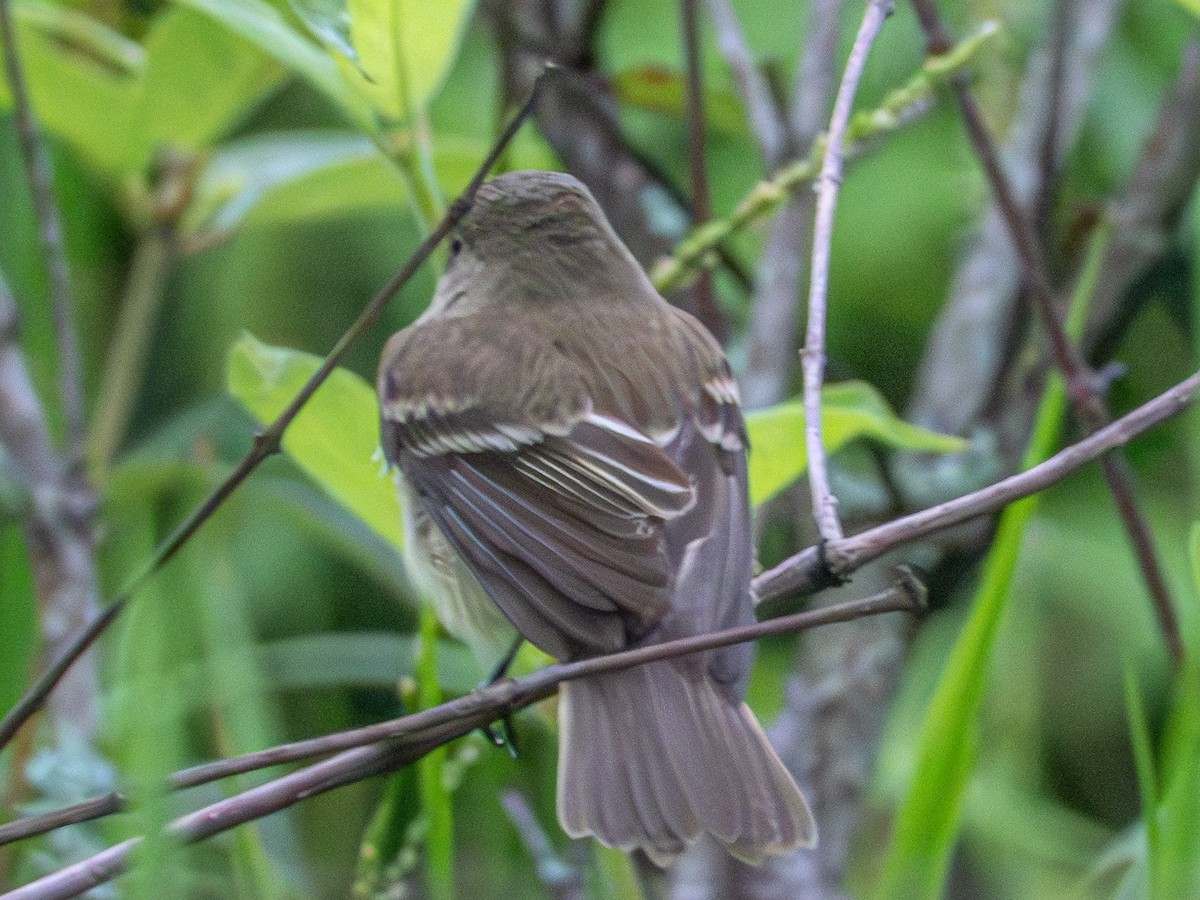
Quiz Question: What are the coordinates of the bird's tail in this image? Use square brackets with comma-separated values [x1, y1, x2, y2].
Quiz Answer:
[556, 659, 816, 866]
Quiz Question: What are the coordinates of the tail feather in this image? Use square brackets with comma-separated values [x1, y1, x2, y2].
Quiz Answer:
[557, 659, 816, 866]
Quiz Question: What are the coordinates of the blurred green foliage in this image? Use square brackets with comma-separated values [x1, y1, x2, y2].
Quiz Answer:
[0, 0, 1197, 897]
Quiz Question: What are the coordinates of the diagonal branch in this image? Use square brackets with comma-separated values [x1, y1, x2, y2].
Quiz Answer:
[910, 0, 1184, 665]
[6, 366, 1200, 879]
[0, 73, 550, 756]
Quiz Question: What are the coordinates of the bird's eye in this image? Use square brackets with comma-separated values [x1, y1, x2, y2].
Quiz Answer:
[449, 237, 463, 259]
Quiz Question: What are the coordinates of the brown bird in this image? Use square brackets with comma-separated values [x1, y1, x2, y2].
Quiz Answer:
[378, 170, 815, 865]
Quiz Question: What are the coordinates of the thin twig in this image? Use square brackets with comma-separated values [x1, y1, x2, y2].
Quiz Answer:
[0, 0, 85, 460]
[0, 72, 551, 756]
[10, 366, 1200, 864]
[706, 0, 786, 164]
[758, 369, 1200, 601]
[910, 0, 1184, 665]
[0, 793, 124, 846]
[680, 0, 719, 337]
[740, 0, 841, 410]
[171, 584, 920, 790]
[501, 790, 585, 900]
[5, 583, 923, 898]
[803, 0, 893, 546]
[650, 20, 998, 294]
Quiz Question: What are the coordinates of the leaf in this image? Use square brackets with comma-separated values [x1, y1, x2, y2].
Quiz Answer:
[172, 0, 374, 129]
[871, 373, 1070, 900]
[341, 0, 476, 122]
[0, 1, 140, 174]
[288, 0, 361, 65]
[227, 334, 403, 549]
[745, 380, 965, 506]
[2, 3, 285, 176]
[612, 65, 749, 137]
[1177, 0, 1200, 17]
[129, 8, 286, 173]
[184, 129, 558, 239]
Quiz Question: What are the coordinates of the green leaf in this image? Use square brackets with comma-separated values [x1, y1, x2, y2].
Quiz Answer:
[744, 380, 965, 506]
[227, 333, 403, 549]
[341, 0, 476, 122]
[127, 7, 286, 173]
[0, 1, 140, 174]
[611, 65, 749, 138]
[1177, 0, 1200, 17]
[288, 0, 361, 65]
[871, 372, 1070, 900]
[172, 0, 374, 129]
[2, 3, 285, 177]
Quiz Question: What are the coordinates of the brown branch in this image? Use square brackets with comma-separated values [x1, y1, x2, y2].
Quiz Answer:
[9, 363, 1200, 884]
[740, 0, 842, 409]
[1084, 35, 1200, 355]
[803, 0, 893, 545]
[0, 74, 550, 756]
[759, 368, 1200, 599]
[0, 0, 85, 459]
[706, 0, 787, 165]
[0, 793, 124, 846]
[6, 583, 924, 898]
[906, 0, 1121, 437]
[680, 0, 720, 337]
[910, 0, 1184, 665]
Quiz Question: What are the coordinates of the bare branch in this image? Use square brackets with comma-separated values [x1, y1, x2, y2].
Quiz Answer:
[706, 0, 787, 164]
[803, 0, 894, 545]
[681, 0, 720, 336]
[907, 0, 1122, 436]
[741, 0, 842, 410]
[501, 791, 585, 900]
[6, 583, 924, 898]
[1084, 35, 1200, 354]
[0, 792, 124, 846]
[911, 0, 1184, 665]
[0, 75, 550, 755]
[759, 369, 1200, 600]
[0, 278, 101, 743]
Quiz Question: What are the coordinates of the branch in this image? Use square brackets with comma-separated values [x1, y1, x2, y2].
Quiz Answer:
[758, 369, 1200, 600]
[0, 74, 550, 756]
[0, 278, 101, 743]
[650, 20, 999, 294]
[906, 0, 1120, 437]
[803, 0, 893, 545]
[741, 0, 841, 410]
[706, 0, 787, 164]
[0, 0, 85, 459]
[680, 0, 720, 337]
[910, 0, 1184, 665]
[0, 792, 123, 846]
[1084, 35, 1200, 355]
[9, 363, 1200, 882]
[5, 583, 924, 898]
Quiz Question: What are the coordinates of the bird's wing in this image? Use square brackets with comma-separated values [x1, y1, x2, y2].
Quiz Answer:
[379, 314, 696, 659]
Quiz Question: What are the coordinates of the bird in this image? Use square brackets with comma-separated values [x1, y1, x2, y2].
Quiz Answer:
[377, 169, 815, 865]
